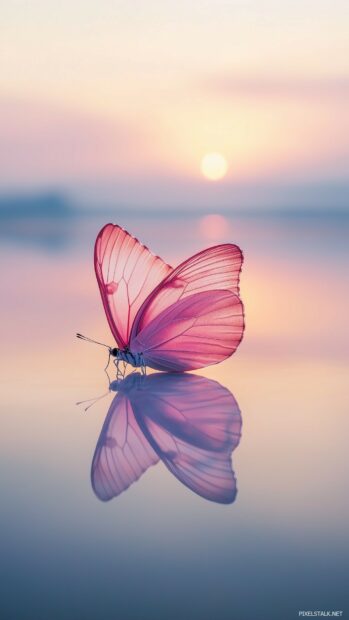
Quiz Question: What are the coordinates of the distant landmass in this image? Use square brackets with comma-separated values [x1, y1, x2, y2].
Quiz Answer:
[0, 192, 74, 219]
[0, 188, 348, 219]
[0, 193, 75, 251]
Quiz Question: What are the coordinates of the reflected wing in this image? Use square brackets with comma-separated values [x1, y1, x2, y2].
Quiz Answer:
[131, 373, 242, 504]
[94, 224, 172, 348]
[131, 289, 244, 371]
[131, 243, 243, 337]
[91, 391, 159, 501]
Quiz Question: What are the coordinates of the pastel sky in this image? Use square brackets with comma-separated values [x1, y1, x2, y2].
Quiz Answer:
[1, 0, 348, 209]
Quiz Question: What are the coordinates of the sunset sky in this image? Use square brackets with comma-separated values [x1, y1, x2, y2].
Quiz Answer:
[1, 0, 348, 209]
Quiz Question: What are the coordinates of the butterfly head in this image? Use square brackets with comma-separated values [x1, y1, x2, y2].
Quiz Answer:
[110, 347, 119, 357]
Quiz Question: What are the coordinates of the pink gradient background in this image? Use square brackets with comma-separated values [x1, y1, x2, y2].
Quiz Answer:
[1, 1, 348, 618]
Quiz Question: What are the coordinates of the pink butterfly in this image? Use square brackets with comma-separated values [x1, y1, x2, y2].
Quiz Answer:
[91, 372, 242, 504]
[80, 223, 244, 373]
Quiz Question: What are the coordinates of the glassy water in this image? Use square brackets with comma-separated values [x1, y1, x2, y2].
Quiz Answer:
[0, 210, 348, 619]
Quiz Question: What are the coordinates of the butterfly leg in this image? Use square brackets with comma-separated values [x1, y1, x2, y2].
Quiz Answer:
[114, 357, 122, 380]
[102, 351, 113, 383]
[104, 350, 111, 373]
[141, 355, 147, 376]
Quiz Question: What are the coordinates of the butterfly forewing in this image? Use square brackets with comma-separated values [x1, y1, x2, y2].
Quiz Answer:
[94, 224, 172, 348]
[131, 243, 243, 338]
[91, 391, 159, 501]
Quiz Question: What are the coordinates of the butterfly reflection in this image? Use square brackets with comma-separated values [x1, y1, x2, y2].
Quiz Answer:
[91, 373, 242, 504]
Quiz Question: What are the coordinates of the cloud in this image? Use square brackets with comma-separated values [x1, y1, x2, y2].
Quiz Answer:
[0, 98, 143, 186]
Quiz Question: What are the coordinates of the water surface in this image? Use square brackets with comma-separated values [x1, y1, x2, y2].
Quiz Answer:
[0, 210, 348, 619]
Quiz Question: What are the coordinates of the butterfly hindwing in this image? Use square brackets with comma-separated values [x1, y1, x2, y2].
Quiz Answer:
[130, 289, 244, 371]
[130, 373, 241, 504]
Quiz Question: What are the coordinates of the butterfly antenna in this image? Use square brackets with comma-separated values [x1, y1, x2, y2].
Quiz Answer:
[76, 390, 110, 412]
[76, 333, 110, 350]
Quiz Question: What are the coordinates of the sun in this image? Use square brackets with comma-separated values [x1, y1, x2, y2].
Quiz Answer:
[201, 152, 228, 181]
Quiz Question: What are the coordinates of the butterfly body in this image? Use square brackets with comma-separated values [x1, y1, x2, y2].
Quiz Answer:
[93, 223, 245, 373]
[113, 347, 145, 369]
